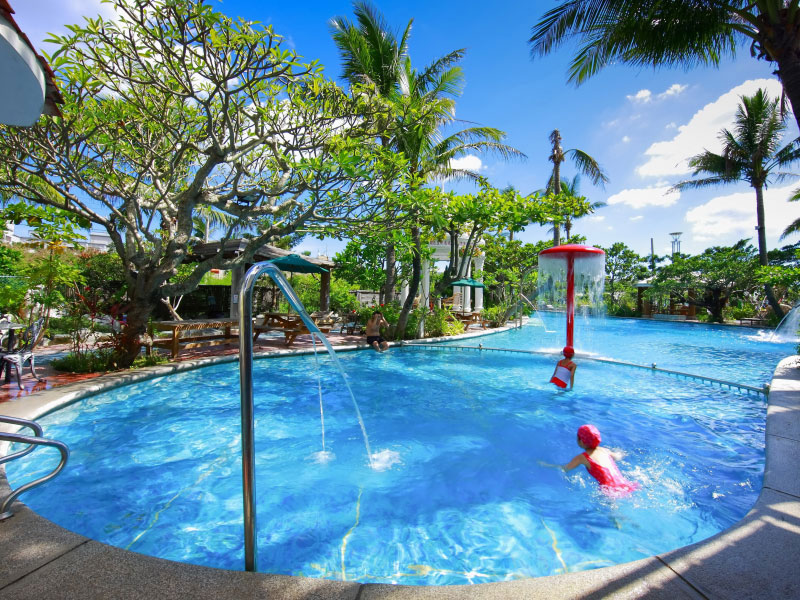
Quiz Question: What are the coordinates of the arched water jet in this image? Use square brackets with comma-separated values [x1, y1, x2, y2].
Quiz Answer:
[770, 303, 800, 342]
[238, 261, 383, 572]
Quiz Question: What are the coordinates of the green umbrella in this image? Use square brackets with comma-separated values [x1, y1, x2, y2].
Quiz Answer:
[268, 254, 328, 274]
[451, 278, 485, 288]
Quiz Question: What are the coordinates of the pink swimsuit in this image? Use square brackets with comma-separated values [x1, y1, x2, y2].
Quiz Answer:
[583, 452, 640, 497]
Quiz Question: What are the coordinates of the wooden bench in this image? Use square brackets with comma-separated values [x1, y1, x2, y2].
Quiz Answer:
[739, 317, 768, 327]
[148, 318, 239, 358]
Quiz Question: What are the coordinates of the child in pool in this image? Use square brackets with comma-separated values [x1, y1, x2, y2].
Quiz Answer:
[550, 346, 577, 389]
[559, 424, 640, 497]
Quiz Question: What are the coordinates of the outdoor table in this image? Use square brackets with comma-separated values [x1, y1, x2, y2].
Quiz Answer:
[254, 313, 333, 347]
[0, 323, 25, 383]
[453, 311, 482, 330]
[148, 318, 239, 359]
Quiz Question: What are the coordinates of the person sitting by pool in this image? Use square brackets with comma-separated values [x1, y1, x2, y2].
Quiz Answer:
[366, 310, 390, 352]
[550, 346, 577, 389]
[560, 424, 640, 497]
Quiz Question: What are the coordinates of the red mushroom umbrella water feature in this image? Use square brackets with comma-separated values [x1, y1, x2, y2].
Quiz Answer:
[538, 244, 605, 354]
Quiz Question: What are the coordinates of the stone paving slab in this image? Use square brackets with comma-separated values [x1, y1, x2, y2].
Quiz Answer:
[766, 357, 800, 442]
[1, 539, 361, 600]
[360, 556, 703, 600]
[659, 488, 800, 600]
[763, 434, 800, 497]
[0, 503, 88, 589]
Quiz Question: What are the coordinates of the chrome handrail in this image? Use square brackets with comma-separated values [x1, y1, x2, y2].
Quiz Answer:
[0, 430, 69, 521]
[0, 415, 43, 465]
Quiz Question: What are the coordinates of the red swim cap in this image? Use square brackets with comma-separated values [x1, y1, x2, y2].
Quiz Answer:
[562, 346, 574, 358]
[577, 424, 601, 449]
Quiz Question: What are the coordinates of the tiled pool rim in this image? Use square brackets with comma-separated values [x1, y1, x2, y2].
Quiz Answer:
[1, 333, 798, 599]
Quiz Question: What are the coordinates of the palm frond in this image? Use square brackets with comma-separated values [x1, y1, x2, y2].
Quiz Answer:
[530, 0, 743, 85]
[565, 148, 608, 187]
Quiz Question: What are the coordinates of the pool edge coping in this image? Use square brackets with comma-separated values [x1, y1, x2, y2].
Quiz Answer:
[0, 336, 797, 598]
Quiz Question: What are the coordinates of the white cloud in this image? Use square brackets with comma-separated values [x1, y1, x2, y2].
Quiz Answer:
[658, 84, 687, 99]
[450, 155, 484, 172]
[621, 135, 631, 143]
[636, 78, 784, 178]
[606, 185, 680, 209]
[627, 89, 652, 104]
[666, 122, 677, 129]
[684, 183, 800, 245]
[587, 215, 605, 222]
[630, 215, 644, 221]
[14, 1, 118, 49]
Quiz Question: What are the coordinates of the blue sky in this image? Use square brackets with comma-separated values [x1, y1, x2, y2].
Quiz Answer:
[14, 0, 800, 260]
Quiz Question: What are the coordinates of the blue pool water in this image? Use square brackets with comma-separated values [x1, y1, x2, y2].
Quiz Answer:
[6, 318, 793, 585]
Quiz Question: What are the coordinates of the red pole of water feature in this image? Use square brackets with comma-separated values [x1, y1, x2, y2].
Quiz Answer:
[538, 244, 605, 354]
[565, 254, 575, 352]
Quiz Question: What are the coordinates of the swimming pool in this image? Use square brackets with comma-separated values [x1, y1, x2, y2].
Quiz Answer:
[5, 319, 793, 585]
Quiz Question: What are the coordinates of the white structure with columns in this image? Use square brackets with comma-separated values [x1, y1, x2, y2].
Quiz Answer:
[401, 236, 485, 312]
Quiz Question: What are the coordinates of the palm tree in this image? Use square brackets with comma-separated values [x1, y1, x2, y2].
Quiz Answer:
[529, 0, 800, 133]
[389, 56, 524, 337]
[330, 2, 464, 304]
[547, 129, 608, 245]
[546, 175, 606, 241]
[673, 88, 800, 319]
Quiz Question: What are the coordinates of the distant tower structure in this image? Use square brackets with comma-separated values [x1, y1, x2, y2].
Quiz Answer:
[670, 232, 682, 256]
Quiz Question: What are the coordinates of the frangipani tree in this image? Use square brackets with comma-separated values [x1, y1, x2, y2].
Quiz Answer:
[0, 0, 401, 365]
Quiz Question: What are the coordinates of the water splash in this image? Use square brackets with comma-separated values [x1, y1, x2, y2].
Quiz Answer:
[369, 448, 402, 472]
[770, 304, 800, 343]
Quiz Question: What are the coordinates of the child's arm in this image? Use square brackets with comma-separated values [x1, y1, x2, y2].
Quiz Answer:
[569, 363, 576, 389]
[562, 453, 587, 472]
[608, 448, 625, 461]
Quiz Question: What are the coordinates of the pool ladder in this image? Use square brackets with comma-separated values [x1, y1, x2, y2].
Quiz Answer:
[0, 415, 69, 521]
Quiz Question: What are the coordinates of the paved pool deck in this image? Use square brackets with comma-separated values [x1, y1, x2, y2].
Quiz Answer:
[0, 331, 798, 599]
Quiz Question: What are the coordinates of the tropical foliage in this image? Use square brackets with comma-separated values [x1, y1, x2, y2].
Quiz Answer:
[673, 88, 800, 319]
[0, 0, 403, 366]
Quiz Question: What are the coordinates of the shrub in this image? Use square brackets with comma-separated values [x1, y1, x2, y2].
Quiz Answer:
[482, 305, 508, 328]
[51, 348, 168, 373]
[51, 348, 118, 373]
[607, 303, 636, 317]
[425, 307, 463, 337]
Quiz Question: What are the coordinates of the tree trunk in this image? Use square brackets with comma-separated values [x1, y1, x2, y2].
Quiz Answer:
[550, 130, 563, 246]
[754, 185, 785, 319]
[394, 226, 421, 339]
[115, 285, 158, 368]
[703, 288, 727, 323]
[382, 244, 396, 305]
[772, 35, 800, 138]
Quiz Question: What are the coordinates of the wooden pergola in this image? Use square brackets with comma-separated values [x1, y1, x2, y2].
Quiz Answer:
[188, 240, 335, 317]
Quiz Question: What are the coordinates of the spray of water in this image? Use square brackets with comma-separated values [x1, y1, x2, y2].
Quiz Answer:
[309, 335, 334, 464]
[254, 266, 393, 470]
[537, 251, 606, 351]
